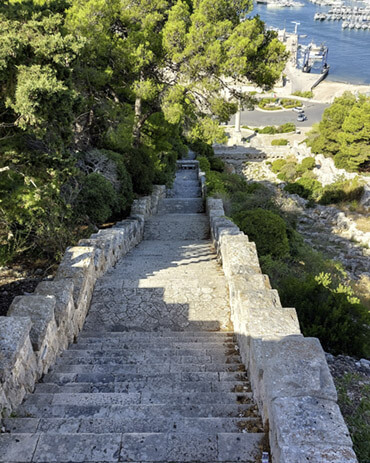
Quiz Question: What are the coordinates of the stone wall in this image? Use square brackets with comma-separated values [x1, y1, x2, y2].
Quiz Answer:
[0, 186, 166, 417]
[206, 194, 358, 463]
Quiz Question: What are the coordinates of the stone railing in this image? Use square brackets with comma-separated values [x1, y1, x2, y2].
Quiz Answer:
[0, 185, 166, 417]
[206, 195, 358, 463]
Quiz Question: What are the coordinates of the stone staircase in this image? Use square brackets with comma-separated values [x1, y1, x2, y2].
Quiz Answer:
[1, 164, 267, 462]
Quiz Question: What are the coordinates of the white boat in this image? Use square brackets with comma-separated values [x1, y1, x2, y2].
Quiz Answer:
[342, 21, 349, 28]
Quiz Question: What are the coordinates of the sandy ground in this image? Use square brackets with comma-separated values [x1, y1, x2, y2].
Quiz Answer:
[312, 80, 370, 103]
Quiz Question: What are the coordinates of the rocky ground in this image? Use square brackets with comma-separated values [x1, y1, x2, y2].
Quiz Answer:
[0, 262, 55, 317]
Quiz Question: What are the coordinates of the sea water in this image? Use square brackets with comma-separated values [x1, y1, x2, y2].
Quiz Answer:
[252, 0, 370, 84]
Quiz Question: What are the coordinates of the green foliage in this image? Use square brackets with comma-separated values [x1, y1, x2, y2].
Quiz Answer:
[198, 156, 211, 173]
[277, 162, 298, 182]
[206, 171, 227, 196]
[320, 176, 364, 205]
[280, 98, 302, 109]
[285, 177, 323, 200]
[336, 373, 370, 463]
[77, 173, 117, 225]
[234, 208, 290, 258]
[278, 273, 369, 357]
[271, 159, 287, 173]
[307, 92, 370, 172]
[299, 156, 316, 172]
[292, 90, 313, 98]
[278, 122, 296, 133]
[258, 126, 277, 134]
[271, 138, 288, 146]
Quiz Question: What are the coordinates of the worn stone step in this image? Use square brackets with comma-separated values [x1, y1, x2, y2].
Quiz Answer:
[78, 331, 235, 341]
[35, 380, 250, 394]
[157, 198, 204, 214]
[55, 357, 241, 367]
[14, 403, 256, 419]
[70, 340, 237, 350]
[144, 214, 209, 240]
[42, 370, 249, 385]
[46, 363, 246, 375]
[23, 392, 252, 409]
[3, 416, 262, 434]
[0, 432, 265, 462]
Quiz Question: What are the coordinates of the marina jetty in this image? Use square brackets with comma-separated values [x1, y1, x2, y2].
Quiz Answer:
[314, 5, 370, 29]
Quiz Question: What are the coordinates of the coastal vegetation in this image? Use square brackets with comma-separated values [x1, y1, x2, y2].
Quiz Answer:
[292, 90, 314, 99]
[196, 145, 370, 360]
[242, 123, 296, 133]
[306, 92, 370, 172]
[0, 0, 288, 267]
[258, 97, 302, 110]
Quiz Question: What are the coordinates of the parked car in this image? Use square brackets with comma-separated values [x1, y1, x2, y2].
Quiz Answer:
[292, 107, 304, 113]
[297, 114, 307, 122]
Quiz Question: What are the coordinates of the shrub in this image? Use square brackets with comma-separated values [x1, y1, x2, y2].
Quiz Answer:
[271, 138, 288, 146]
[206, 171, 226, 195]
[278, 273, 370, 357]
[259, 126, 277, 134]
[319, 177, 364, 205]
[292, 91, 313, 98]
[125, 146, 155, 195]
[210, 156, 225, 172]
[281, 98, 302, 108]
[295, 177, 323, 200]
[233, 208, 290, 258]
[300, 156, 316, 171]
[77, 173, 117, 224]
[271, 159, 287, 173]
[277, 162, 299, 182]
[284, 182, 306, 197]
[278, 122, 296, 133]
[189, 140, 214, 158]
[198, 156, 211, 173]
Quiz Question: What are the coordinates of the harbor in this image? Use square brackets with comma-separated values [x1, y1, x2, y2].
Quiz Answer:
[253, 0, 370, 84]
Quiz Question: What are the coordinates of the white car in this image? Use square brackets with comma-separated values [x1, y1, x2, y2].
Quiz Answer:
[292, 107, 304, 113]
[297, 114, 307, 122]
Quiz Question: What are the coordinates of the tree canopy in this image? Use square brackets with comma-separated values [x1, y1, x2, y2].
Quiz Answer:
[307, 92, 370, 172]
[0, 0, 288, 264]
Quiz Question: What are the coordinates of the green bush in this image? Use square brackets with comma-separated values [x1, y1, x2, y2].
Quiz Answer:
[278, 122, 296, 133]
[281, 98, 302, 108]
[233, 208, 290, 258]
[125, 146, 155, 195]
[300, 156, 316, 171]
[295, 177, 323, 200]
[198, 156, 211, 173]
[189, 140, 214, 158]
[210, 156, 225, 172]
[277, 162, 298, 182]
[320, 177, 364, 205]
[271, 138, 288, 146]
[284, 182, 306, 197]
[206, 171, 226, 195]
[278, 273, 370, 357]
[77, 173, 118, 224]
[292, 91, 313, 98]
[259, 126, 277, 134]
[271, 159, 287, 173]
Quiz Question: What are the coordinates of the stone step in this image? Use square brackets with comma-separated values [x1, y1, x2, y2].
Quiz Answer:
[22, 392, 253, 408]
[3, 416, 261, 434]
[42, 370, 249, 385]
[158, 198, 204, 214]
[55, 355, 241, 367]
[58, 347, 240, 358]
[70, 340, 236, 350]
[35, 380, 251, 394]
[45, 362, 246, 375]
[14, 402, 257, 419]
[78, 331, 235, 341]
[144, 214, 209, 240]
[0, 431, 265, 462]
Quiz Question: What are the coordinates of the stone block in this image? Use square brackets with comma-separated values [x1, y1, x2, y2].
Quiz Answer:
[0, 317, 37, 415]
[8, 295, 58, 375]
[35, 280, 75, 349]
[55, 246, 96, 331]
[88, 233, 116, 271]
[263, 336, 337, 403]
[220, 235, 262, 277]
[238, 289, 282, 310]
[277, 443, 357, 463]
[206, 197, 224, 216]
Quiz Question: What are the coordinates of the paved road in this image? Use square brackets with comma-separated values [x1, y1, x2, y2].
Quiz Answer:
[229, 102, 330, 128]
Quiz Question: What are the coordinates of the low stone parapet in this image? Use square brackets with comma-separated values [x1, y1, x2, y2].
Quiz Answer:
[206, 195, 358, 463]
[0, 186, 165, 418]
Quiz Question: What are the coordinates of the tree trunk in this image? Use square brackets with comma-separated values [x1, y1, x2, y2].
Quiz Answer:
[133, 96, 142, 148]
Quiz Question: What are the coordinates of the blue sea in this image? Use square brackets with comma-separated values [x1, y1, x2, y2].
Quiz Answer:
[251, 0, 370, 84]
